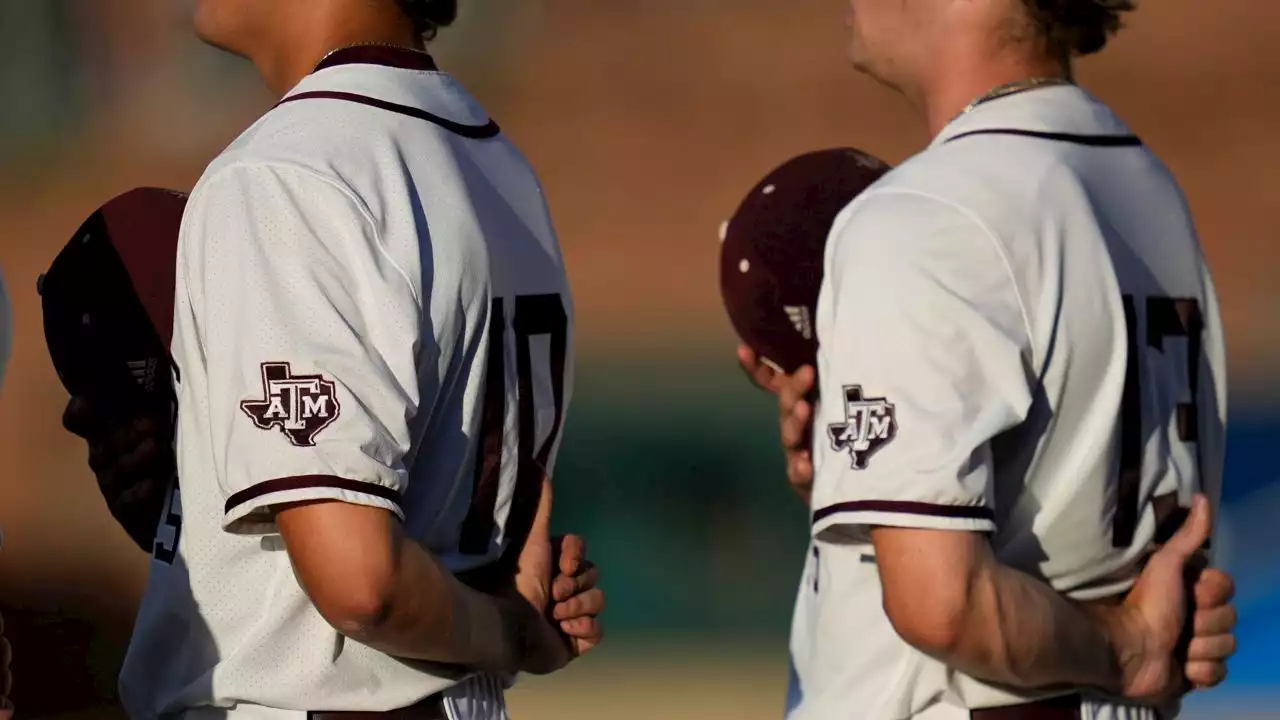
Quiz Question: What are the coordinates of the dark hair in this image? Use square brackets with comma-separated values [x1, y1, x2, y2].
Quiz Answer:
[1020, 0, 1136, 57]
[397, 0, 458, 41]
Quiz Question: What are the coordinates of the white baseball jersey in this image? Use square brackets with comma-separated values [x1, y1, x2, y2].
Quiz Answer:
[119, 46, 574, 720]
[786, 85, 1226, 720]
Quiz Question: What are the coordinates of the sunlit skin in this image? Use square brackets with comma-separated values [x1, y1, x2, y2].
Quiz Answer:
[842, 0, 1066, 136]
[193, 0, 422, 96]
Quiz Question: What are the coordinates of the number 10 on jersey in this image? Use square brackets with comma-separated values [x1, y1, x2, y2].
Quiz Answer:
[460, 293, 570, 559]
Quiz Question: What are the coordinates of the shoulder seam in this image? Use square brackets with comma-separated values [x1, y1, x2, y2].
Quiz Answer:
[844, 187, 1036, 354]
[199, 161, 422, 308]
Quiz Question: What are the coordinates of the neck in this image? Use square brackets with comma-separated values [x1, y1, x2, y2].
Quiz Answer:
[251, 4, 423, 97]
[917, 49, 1069, 138]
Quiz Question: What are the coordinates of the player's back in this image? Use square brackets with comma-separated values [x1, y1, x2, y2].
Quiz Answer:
[793, 85, 1225, 719]
[906, 87, 1226, 599]
[121, 47, 572, 719]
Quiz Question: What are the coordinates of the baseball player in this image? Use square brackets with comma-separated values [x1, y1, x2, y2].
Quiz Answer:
[737, 1, 1238, 718]
[61, 1, 602, 718]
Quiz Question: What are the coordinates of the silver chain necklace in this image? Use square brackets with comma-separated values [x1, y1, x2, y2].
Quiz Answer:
[950, 76, 1072, 126]
[319, 41, 431, 64]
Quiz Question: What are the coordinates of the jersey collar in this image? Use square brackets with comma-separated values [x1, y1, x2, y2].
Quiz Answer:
[280, 44, 495, 132]
[931, 85, 1136, 148]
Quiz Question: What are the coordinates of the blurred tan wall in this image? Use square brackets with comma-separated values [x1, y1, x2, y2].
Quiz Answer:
[0, 0, 1276, 715]
[495, 1, 1280, 383]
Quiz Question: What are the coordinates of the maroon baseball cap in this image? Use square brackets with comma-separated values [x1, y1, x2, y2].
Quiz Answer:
[40, 187, 187, 425]
[719, 148, 891, 374]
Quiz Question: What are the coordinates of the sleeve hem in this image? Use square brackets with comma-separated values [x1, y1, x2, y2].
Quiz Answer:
[812, 500, 996, 536]
[222, 474, 404, 535]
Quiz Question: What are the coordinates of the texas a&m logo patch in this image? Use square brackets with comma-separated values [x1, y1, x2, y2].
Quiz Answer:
[827, 385, 897, 470]
[240, 362, 341, 447]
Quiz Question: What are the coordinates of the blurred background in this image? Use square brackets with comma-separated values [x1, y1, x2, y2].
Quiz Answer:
[0, 1, 1276, 718]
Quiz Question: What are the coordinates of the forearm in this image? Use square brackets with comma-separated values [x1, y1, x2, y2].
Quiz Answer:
[340, 536, 523, 673]
[945, 561, 1126, 694]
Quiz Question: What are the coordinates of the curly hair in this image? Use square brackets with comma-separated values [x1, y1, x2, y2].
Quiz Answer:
[396, 0, 458, 42]
[1020, 0, 1136, 57]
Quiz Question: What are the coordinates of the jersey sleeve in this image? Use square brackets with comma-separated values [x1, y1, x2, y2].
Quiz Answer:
[183, 163, 424, 535]
[810, 190, 1033, 542]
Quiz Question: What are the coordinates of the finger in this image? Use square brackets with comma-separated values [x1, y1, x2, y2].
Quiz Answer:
[553, 563, 600, 603]
[62, 396, 95, 436]
[110, 420, 147, 455]
[1159, 494, 1212, 561]
[571, 632, 602, 658]
[1187, 633, 1236, 662]
[786, 452, 813, 492]
[88, 441, 117, 475]
[117, 438, 159, 477]
[1193, 605, 1237, 636]
[1185, 660, 1227, 688]
[557, 534, 585, 578]
[560, 616, 602, 641]
[778, 364, 814, 403]
[790, 365, 816, 395]
[1194, 568, 1236, 608]
[778, 380, 802, 419]
[737, 345, 778, 393]
[552, 587, 605, 621]
[134, 414, 157, 435]
[780, 400, 812, 451]
[112, 478, 161, 516]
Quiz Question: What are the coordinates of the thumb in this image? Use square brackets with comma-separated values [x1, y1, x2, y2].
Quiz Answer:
[1158, 494, 1212, 561]
[558, 534, 585, 577]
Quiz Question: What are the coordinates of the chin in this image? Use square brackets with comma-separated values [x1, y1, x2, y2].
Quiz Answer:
[844, 40, 888, 83]
[847, 45, 876, 77]
[192, 0, 249, 57]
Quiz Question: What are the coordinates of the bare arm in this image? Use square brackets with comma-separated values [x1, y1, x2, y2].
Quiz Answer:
[872, 526, 1126, 693]
[872, 497, 1214, 702]
[276, 501, 526, 672]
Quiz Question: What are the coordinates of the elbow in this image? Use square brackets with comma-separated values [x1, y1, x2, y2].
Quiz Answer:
[313, 580, 397, 641]
[276, 500, 405, 642]
[880, 561, 979, 660]
[872, 527, 989, 661]
[883, 591, 970, 659]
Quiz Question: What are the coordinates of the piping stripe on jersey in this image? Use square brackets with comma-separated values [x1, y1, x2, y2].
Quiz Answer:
[224, 474, 402, 515]
[946, 128, 1143, 146]
[276, 91, 502, 139]
[812, 500, 996, 524]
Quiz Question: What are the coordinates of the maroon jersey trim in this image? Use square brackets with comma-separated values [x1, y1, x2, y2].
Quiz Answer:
[812, 500, 995, 524]
[275, 91, 501, 139]
[224, 475, 403, 515]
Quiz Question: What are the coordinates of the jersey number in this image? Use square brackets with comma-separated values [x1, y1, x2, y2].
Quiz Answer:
[1113, 295, 1204, 548]
[153, 477, 183, 565]
[459, 294, 569, 559]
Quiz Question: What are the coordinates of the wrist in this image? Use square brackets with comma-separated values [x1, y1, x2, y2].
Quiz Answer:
[1085, 602, 1142, 697]
[489, 594, 535, 675]
[445, 581, 520, 674]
